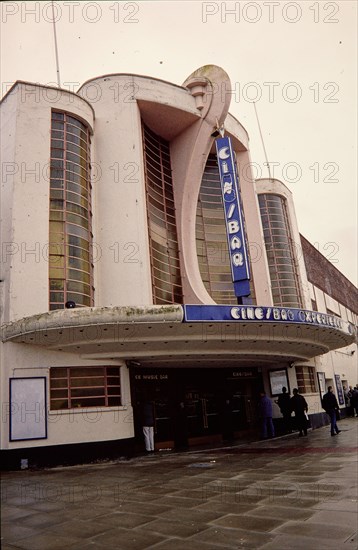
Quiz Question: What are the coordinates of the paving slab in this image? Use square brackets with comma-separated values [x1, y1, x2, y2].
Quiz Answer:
[1, 418, 357, 549]
[189, 526, 275, 548]
[272, 519, 354, 540]
[305, 509, 358, 528]
[147, 538, 224, 549]
[92, 527, 165, 549]
[244, 505, 314, 521]
[260, 533, 345, 549]
[4, 532, 82, 550]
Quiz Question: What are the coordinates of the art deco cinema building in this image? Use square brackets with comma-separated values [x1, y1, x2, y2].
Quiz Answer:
[1, 65, 357, 467]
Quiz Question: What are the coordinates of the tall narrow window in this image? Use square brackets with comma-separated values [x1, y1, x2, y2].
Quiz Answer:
[258, 194, 302, 308]
[49, 111, 94, 310]
[196, 155, 255, 304]
[142, 123, 183, 304]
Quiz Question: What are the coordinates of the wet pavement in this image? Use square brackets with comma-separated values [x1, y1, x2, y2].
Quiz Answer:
[1, 418, 358, 549]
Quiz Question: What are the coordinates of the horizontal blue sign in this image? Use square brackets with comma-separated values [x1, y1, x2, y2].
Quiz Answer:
[184, 305, 352, 333]
[215, 136, 250, 297]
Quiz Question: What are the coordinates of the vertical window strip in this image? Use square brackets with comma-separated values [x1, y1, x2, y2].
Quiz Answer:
[142, 123, 183, 305]
[49, 111, 94, 310]
[282, 199, 303, 306]
[196, 155, 256, 304]
[258, 194, 303, 308]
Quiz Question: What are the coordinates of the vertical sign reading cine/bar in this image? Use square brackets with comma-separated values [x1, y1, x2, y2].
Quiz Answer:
[215, 135, 250, 298]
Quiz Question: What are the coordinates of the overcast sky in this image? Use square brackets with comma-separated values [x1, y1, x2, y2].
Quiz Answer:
[1, 0, 357, 285]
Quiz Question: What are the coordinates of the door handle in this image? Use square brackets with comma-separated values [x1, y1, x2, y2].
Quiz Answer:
[201, 398, 208, 429]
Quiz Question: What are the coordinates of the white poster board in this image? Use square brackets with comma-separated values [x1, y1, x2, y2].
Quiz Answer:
[317, 372, 326, 400]
[269, 369, 289, 396]
[9, 377, 47, 441]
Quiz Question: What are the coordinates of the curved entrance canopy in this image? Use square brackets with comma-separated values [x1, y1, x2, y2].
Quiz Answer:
[1, 305, 355, 368]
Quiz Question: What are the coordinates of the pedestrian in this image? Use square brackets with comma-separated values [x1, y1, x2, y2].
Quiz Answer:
[173, 400, 189, 450]
[343, 385, 351, 415]
[322, 386, 341, 436]
[142, 400, 155, 452]
[259, 391, 275, 439]
[347, 386, 355, 417]
[350, 386, 358, 417]
[275, 386, 292, 433]
[290, 388, 308, 437]
[222, 397, 234, 443]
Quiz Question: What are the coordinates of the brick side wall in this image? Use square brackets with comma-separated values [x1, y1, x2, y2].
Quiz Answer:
[300, 235, 358, 315]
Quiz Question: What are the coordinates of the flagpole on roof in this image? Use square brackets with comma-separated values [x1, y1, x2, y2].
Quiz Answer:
[51, 0, 61, 88]
[253, 101, 272, 181]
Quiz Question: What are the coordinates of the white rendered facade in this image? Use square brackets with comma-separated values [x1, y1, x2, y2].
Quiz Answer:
[1, 66, 356, 467]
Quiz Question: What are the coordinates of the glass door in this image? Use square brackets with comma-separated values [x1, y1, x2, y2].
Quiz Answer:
[185, 389, 220, 438]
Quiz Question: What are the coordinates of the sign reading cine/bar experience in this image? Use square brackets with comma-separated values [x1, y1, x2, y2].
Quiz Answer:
[183, 305, 352, 334]
[215, 135, 250, 297]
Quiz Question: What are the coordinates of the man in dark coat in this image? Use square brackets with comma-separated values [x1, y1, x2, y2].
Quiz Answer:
[290, 388, 308, 437]
[322, 386, 341, 436]
[275, 387, 292, 433]
[350, 386, 358, 417]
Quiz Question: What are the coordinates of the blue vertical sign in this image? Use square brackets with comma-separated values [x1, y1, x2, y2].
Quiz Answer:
[215, 136, 250, 297]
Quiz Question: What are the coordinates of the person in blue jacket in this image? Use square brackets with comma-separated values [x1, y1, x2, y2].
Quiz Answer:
[259, 391, 275, 439]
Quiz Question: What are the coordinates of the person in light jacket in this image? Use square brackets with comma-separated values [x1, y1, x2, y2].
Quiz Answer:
[142, 401, 155, 452]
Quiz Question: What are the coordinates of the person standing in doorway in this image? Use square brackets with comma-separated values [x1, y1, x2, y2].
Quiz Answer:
[350, 386, 358, 417]
[142, 400, 155, 452]
[290, 388, 308, 437]
[275, 387, 292, 434]
[343, 385, 351, 416]
[173, 400, 189, 450]
[259, 392, 275, 439]
[322, 386, 341, 436]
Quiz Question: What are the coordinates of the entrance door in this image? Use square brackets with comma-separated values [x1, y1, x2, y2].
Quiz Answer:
[227, 378, 260, 436]
[131, 371, 175, 451]
[131, 367, 262, 450]
[185, 388, 221, 444]
[153, 398, 172, 444]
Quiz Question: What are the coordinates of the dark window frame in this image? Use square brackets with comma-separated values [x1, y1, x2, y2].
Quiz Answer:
[295, 366, 317, 394]
[49, 110, 94, 310]
[50, 366, 122, 410]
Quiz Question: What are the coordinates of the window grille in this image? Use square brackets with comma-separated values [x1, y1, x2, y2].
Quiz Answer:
[50, 366, 121, 409]
[196, 155, 255, 304]
[142, 123, 183, 304]
[296, 366, 317, 393]
[258, 194, 303, 308]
